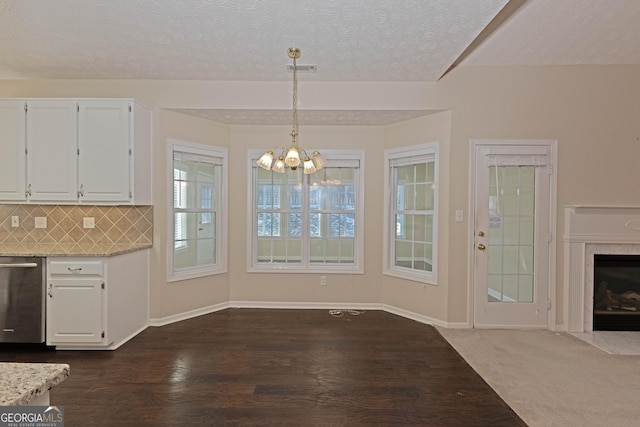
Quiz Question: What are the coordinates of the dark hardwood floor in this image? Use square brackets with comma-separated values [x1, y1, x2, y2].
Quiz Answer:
[1, 309, 526, 426]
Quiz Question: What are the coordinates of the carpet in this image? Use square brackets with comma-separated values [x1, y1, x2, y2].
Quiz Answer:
[436, 327, 640, 427]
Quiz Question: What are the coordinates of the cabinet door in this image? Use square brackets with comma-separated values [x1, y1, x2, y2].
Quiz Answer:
[0, 100, 27, 201]
[46, 278, 105, 345]
[26, 100, 78, 201]
[78, 101, 131, 202]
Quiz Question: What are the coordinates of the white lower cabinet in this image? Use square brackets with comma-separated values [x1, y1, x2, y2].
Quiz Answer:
[46, 250, 149, 350]
[46, 260, 106, 346]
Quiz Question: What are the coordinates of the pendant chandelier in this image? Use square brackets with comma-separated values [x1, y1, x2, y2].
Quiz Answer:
[257, 47, 326, 174]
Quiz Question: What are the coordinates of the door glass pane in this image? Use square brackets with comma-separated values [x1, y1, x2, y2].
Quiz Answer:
[519, 275, 534, 302]
[503, 275, 518, 301]
[487, 166, 535, 303]
[488, 275, 502, 301]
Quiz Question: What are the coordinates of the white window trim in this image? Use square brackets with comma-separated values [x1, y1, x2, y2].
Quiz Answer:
[167, 138, 228, 282]
[247, 149, 365, 274]
[383, 142, 439, 285]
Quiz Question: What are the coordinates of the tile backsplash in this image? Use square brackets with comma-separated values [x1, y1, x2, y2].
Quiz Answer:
[0, 204, 153, 246]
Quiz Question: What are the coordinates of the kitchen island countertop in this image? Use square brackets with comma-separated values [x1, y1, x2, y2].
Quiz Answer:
[0, 362, 70, 406]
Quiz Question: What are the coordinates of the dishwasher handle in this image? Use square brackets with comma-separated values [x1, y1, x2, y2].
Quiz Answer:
[0, 263, 38, 268]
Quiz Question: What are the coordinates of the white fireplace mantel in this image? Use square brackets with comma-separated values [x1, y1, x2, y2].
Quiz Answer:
[563, 206, 640, 332]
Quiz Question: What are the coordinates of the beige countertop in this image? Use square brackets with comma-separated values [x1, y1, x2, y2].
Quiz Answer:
[0, 362, 70, 406]
[0, 243, 152, 257]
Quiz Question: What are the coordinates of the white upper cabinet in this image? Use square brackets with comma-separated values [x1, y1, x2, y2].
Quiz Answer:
[0, 100, 26, 201]
[26, 100, 79, 201]
[78, 100, 131, 202]
[0, 98, 152, 204]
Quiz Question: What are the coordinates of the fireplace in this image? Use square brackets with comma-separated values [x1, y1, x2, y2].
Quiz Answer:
[593, 254, 640, 330]
[563, 206, 640, 332]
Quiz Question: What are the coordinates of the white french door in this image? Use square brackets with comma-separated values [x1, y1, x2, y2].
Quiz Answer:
[472, 142, 555, 328]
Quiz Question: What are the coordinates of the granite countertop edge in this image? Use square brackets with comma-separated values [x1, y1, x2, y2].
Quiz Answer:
[0, 243, 152, 257]
[0, 363, 70, 406]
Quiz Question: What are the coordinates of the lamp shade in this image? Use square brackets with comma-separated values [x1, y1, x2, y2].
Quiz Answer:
[303, 156, 317, 174]
[257, 151, 274, 170]
[272, 156, 286, 173]
[312, 151, 327, 169]
[284, 147, 301, 167]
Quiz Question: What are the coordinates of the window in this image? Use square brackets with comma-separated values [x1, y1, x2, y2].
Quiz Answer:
[168, 139, 227, 281]
[384, 143, 438, 284]
[249, 151, 364, 273]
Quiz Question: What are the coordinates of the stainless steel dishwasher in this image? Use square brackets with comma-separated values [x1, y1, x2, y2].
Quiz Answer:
[0, 256, 45, 343]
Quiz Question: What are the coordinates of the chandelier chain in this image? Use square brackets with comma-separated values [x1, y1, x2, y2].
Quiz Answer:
[291, 54, 298, 146]
[256, 47, 326, 174]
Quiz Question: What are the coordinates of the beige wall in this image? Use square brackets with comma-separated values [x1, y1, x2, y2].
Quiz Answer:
[2, 65, 640, 327]
[151, 109, 231, 319]
[437, 65, 640, 324]
[228, 125, 385, 305]
[382, 111, 452, 321]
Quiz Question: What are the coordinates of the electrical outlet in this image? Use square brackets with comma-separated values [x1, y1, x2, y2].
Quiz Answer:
[320, 276, 327, 286]
[34, 217, 47, 229]
[11, 216, 19, 227]
[83, 217, 95, 229]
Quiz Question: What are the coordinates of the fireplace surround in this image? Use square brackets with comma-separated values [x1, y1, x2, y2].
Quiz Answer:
[563, 206, 640, 332]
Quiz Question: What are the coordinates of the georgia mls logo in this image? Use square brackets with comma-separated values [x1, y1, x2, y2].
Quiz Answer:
[44, 405, 63, 419]
[0, 405, 64, 426]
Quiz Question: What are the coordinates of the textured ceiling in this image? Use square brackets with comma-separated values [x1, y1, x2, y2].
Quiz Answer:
[0, 0, 507, 81]
[462, 0, 640, 66]
[1, 0, 639, 125]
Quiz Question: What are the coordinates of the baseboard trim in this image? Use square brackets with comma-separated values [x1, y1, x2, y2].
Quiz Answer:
[148, 301, 468, 330]
[382, 304, 448, 327]
[149, 302, 231, 327]
[443, 322, 472, 329]
[229, 301, 382, 311]
[106, 324, 150, 350]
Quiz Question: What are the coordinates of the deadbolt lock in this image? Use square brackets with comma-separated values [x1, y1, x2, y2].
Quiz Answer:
[478, 231, 485, 237]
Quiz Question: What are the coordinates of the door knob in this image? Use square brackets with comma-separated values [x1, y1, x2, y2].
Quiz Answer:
[477, 243, 486, 250]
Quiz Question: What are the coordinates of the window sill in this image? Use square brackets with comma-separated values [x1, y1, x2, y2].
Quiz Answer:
[169, 266, 227, 282]
[248, 265, 363, 274]
[383, 268, 437, 285]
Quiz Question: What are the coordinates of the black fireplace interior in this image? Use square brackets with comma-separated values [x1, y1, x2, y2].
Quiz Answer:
[593, 254, 640, 331]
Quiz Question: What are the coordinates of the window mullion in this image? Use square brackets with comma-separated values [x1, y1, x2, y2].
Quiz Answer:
[301, 173, 310, 266]
[390, 167, 399, 267]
